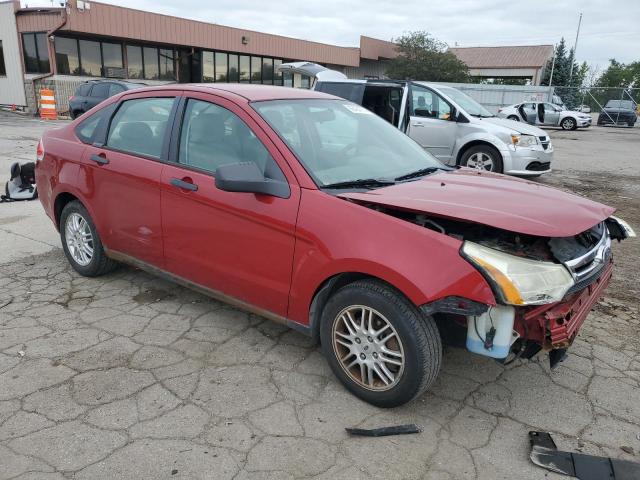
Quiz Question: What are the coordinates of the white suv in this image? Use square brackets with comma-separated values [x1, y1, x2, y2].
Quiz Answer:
[278, 62, 554, 176]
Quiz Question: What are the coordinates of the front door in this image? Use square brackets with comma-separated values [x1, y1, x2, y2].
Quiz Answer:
[406, 84, 457, 163]
[160, 95, 300, 317]
[81, 93, 178, 267]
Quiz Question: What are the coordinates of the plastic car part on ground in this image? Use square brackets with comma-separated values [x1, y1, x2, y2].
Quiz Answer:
[529, 431, 640, 479]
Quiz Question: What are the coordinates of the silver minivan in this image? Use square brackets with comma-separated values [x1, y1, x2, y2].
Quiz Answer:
[279, 63, 553, 176]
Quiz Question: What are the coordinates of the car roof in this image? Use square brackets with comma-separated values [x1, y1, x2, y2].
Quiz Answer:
[120, 83, 340, 102]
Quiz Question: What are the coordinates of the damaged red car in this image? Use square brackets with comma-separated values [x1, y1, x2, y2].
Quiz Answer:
[35, 85, 635, 407]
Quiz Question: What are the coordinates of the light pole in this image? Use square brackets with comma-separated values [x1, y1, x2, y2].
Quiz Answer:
[568, 12, 583, 86]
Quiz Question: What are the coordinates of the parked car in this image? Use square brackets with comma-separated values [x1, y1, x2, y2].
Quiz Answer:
[68, 80, 144, 119]
[278, 62, 553, 177]
[35, 84, 634, 407]
[597, 100, 637, 127]
[497, 102, 592, 130]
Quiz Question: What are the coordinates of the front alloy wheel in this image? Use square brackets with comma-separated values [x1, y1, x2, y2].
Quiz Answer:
[561, 118, 577, 130]
[332, 305, 405, 391]
[320, 280, 442, 407]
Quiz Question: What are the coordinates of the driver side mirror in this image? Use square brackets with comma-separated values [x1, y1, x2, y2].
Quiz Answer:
[215, 162, 290, 199]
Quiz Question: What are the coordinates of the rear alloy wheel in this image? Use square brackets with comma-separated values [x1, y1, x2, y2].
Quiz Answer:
[320, 280, 441, 407]
[60, 201, 118, 277]
[460, 145, 503, 173]
[561, 117, 577, 130]
[507, 115, 520, 121]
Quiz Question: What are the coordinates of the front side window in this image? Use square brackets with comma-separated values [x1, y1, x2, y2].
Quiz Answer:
[108, 83, 125, 96]
[107, 97, 174, 158]
[254, 99, 443, 186]
[178, 98, 285, 181]
[411, 85, 451, 120]
[90, 83, 110, 98]
[436, 86, 493, 118]
[55, 37, 79, 75]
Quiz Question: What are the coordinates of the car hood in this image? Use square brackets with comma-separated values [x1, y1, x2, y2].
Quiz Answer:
[481, 117, 548, 136]
[338, 169, 615, 238]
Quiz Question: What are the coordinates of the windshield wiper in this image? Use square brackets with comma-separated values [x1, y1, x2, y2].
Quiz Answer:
[394, 166, 450, 181]
[322, 178, 395, 189]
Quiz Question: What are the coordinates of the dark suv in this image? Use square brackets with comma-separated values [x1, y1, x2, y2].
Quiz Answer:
[68, 80, 144, 119]
[597, 100, 637, 127]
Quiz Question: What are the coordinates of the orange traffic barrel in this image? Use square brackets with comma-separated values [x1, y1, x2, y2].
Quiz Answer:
[39, 88, 57, 120]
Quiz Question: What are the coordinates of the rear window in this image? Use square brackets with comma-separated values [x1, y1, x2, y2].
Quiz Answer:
[316, 82, 365, 104]
[76, 83, 92, 96]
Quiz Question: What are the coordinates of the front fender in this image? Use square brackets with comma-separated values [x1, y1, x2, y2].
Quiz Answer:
[453, 133, 511, 164]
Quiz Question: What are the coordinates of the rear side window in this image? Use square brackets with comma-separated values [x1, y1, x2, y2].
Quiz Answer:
[107, 97, 174, 158]
[90, 83, 110, 98]
[316, 82, 365, 104]
[75, 103, 117, 144]
[76, 84, 92, 96]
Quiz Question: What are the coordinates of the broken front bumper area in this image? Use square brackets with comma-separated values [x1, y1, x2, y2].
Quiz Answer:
[515, 259, 613, 363]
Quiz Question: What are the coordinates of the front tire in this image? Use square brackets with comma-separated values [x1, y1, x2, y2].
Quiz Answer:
[460, 145, 503, 173]
[320, 280, 442, 408]
[60, 201, 118, 277]
[561, 117, 577, 130]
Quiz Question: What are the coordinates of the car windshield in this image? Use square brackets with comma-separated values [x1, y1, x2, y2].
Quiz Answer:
[252, 99, 444, 187]
[437, 86, 494, 118]
[605, 100, 634, 109]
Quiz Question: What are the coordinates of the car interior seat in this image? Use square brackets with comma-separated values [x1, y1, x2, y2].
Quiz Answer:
[185, 113, 238, 171]
[117, 122, 155, 156]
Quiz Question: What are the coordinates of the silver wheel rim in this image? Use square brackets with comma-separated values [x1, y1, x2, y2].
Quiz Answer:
[563, 119, 573, 129]
[467, 152, 494, 171]
[65, 212, 94, 266]
[332, 305, 405, 391]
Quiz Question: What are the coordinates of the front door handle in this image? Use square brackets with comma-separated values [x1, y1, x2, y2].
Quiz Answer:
[90, 154, 109, 165]
[411, 122, 425, 127]
[170, 178, 198, 192]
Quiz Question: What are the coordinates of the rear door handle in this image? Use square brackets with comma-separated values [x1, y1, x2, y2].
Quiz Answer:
[170, 178, 198, 192]
[90, 154, 109, 165]
[411, 122, 424, 127]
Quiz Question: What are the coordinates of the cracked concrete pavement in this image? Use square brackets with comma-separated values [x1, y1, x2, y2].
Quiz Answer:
[1, 112, 639, 479]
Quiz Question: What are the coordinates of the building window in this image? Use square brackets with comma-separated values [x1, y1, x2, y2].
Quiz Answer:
[23, 33, 50, 74]
[143, 46, 159, 80]
[250, 56, 261, 83]
[273, 59, 283, 86]
[228, 54, 239, 82]
[159, 48, 174, 80]
[214, 52, 228, 82]
[202, 51, 214, 82]
[262, 58, 273, 84]
[239, 55, 250, 83]
[0, 41, 6, 76]
[79, 39, 101, 76]
[102, 42, 123, 75]
[126, 45, 143, 79]
[55, 37, 80, 75]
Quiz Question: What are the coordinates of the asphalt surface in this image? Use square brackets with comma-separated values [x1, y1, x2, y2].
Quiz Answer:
[0, 112, 639, 479]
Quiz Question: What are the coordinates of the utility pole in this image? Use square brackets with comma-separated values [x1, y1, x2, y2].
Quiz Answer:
[568, 12, 583, 86]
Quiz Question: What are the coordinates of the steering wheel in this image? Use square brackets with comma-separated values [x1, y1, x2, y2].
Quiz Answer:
[339, 142, 359, 157]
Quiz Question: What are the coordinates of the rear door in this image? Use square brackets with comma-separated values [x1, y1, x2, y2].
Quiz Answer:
[80, 91, 179, 267]
[543, 103, 561, 126]
[520, 102, 537, 124]
[406, 84, 457, 162]
[160, 93, 300, 317]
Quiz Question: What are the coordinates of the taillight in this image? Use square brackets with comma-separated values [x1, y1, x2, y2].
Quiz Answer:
[36, 139, 45, 162]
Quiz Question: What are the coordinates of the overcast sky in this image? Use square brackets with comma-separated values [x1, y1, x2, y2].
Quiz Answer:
[27, 0, 640, 69]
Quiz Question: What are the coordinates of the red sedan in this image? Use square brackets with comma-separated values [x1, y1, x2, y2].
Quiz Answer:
[35, 85, 633, 407]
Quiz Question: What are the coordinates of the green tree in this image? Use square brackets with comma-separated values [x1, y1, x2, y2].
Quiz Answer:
[541, 38, 588, 108]
[385, 31, 469, 82]
[596, 59, 640, 88]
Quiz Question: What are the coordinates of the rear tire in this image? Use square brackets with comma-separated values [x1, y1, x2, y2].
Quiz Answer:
[561, 117, 577, 130]
[320, 280, 442, 408]
[60, 201, 118, 277]
[460, 145, 503, 173]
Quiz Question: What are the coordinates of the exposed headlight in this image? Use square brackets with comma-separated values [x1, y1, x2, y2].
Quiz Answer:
[461, 241, 574, 305]
[510, 134, 538, 147]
